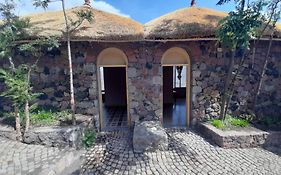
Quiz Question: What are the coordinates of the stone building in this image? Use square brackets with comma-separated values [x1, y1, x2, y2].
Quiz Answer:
[1, 3, 280, 130]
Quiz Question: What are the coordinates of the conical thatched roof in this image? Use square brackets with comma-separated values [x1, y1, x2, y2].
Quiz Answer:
[25, 6, 144, 41]
[144, 7, 281, 40]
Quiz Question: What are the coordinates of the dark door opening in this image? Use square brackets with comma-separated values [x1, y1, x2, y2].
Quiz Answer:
[163, 66, 187, 128]
[100, 67, 128, 129]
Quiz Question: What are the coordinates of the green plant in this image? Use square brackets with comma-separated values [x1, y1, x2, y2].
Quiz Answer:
[211, 119, 226, 129]
[82, 129, 96, 148]
[210, 114, 250, 129]
[56, 110, 71, 120]
[216, 0, 269, 120]
[0, 0, 59, 137]
[230, 118, 249, 127]
[31, 110, 56, 126]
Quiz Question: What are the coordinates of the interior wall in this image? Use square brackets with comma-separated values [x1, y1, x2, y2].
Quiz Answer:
[163, 66, 174, 104]
[104, 67, 127, 107]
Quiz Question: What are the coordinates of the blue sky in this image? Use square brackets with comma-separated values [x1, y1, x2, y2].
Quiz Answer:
[16, 0, 236, 24]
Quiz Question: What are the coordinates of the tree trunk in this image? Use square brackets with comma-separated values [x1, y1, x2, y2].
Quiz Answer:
[24, 101, 30, 133]
[224, 50, 247, 117]
[24, 68, 31, 133]
[8, 57, 22, 138]
[253, 33, 274, 108]
[219, 49, 235, 120]
[15, 106, 22, 141]
[8, 57, 15, 70]
[62, 0, 76, 125]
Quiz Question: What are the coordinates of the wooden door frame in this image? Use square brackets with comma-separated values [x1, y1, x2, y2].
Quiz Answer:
[161, 63, 191, 128]
[97, 65, 131, 130]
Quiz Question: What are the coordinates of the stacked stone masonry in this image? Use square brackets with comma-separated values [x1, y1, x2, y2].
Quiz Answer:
[0, 41, 280, 124]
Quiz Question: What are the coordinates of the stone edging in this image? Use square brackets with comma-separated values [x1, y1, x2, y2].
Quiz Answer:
[0, 116, 94, 148]
[199, 123, 270, 148]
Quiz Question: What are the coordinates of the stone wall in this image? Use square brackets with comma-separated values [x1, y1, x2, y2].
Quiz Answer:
[0, 40, 280, 126]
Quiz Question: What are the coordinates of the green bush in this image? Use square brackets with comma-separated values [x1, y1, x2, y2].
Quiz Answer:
[211, 119, 225, 129]
[82, 129, 96, 148]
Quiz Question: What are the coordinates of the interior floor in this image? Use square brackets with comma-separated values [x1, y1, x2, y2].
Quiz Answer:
[103, 105, 128, 130]
[163, 98, 186, 128]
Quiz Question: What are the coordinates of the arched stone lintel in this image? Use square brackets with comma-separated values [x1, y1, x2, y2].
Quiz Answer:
[161, 47, 190, 65]
[97, 48, 128, 66]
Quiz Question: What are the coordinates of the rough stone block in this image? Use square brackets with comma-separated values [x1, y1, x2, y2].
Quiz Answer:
[133, 121, 168, 153]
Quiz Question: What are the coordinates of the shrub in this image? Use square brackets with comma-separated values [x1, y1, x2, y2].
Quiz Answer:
[82, 129, 96, 148]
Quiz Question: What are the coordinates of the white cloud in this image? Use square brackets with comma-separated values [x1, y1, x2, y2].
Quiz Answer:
[93, 1, 130, 18]
[16, 0, 130, 18]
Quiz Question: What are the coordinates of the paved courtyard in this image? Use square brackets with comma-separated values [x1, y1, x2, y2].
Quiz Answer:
[0, 138, 80, 175]
[81, 129, 281, 175]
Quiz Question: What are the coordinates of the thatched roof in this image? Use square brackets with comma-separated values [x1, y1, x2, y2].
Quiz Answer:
[25, 6, 144, 41]
[144, 7, 281, 40]
[23, 6, 281, 41]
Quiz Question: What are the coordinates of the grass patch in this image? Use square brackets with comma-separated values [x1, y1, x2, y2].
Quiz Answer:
[210, 119, 225, 129]
[30, 109, 71, 126]
[230, 118, 249, 127]
[0, 106, 71, 127]
[209, 114, 249, 130]
[31, 110, 56, 126]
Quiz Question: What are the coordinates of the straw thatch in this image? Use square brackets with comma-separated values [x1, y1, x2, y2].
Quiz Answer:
[25, 6, 144, 41]
[144, 7, 281, 40]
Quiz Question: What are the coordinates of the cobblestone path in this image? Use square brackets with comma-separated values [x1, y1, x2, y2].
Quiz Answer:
[0, 138, 75, 175]
[81, 129, 281, 175]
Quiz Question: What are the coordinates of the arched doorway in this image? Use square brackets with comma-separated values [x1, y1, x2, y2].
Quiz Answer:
[97, 48, 130, 130]
[161, 47, 191, 128]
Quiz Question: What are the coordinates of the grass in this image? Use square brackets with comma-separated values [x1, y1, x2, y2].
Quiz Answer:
[31, 110, 56, 126]
[230, 118, 249, 127]
[210, 114, 249, 130]
[0, 106, 71, 127]
[31, 109, 71, 126]
[211, 119, 225, 129]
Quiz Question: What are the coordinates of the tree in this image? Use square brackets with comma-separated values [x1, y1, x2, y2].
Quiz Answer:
[0, 0, 31, 140]
[0, 0, 59, 138]
[19, 38, 60, 132]
[252, 0, 281, 108]
[217, 0, 265, 120]
[33, 0, 93, 125]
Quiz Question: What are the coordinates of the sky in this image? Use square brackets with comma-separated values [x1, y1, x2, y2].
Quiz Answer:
[13, 0, 236, 24]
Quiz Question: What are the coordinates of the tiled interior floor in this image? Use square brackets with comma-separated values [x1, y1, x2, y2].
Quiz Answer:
[163, 98, 186, 128]
[103, 106, 128, 130]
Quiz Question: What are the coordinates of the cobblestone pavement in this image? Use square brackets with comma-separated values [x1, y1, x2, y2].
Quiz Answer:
[81, 129, 281, 175]
[0, 138, 74, 175]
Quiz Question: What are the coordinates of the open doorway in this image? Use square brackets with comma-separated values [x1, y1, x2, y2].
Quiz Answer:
[99, 67, 128, 129]
[163, 66, 187, 127]
[97, 48, 130, 130]
[161, 47, 191, 128]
